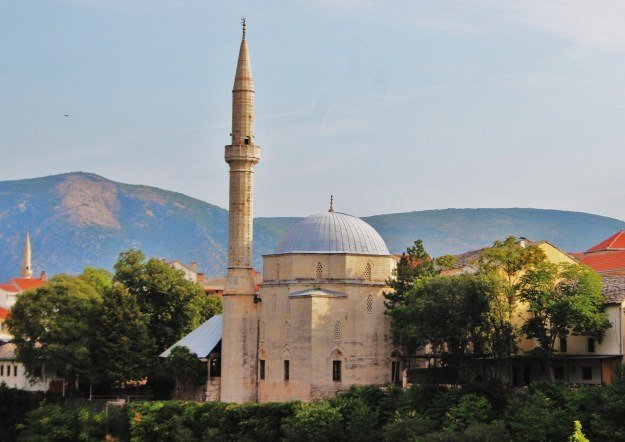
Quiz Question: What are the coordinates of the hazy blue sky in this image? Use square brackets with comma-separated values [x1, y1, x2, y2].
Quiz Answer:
[1, 1, 625, 219]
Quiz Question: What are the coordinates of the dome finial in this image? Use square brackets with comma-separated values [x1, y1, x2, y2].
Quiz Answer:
[241, 17, 246, 39]
[329, 195, 334, 212]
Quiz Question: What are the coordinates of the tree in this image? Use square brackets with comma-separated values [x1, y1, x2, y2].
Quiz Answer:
[164, 346, 207, 387]
[6, 274, 103, 394]
[518, 262, 610, 360]
[89, 283, 155, 389]
[113, 249, 221, 352]
[384, 240, 438, 309]
[388, 273, 500, 359]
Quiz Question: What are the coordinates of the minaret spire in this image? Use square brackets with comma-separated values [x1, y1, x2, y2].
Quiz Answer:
[21, 232, 33, 278]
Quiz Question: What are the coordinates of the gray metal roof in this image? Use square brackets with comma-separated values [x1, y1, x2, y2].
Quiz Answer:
[274, 211, 390, 255]
[160, 314, 222, 358]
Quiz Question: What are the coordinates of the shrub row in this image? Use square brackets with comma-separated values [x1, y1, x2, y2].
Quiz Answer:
[10, 380, 625, 441]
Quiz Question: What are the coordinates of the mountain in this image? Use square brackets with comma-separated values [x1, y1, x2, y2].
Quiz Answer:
[1, 172, 624, 281]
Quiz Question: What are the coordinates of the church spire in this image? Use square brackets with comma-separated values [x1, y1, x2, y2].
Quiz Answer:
[21, 232, 33, 278]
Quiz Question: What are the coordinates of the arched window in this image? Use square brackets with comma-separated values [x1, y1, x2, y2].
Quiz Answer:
[316, 262, 323, 279]
[272, 294, 277, 312]
[284, 321, 292, 343]
[276, 262, 280, 280]
[333, 321, 342, 343]
[366, 294, 373, 313]
[364, 262, 372, 281]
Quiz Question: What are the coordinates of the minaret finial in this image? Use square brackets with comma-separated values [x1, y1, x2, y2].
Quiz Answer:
[242, 17, 246, 39]
[329, 195, 334, 212]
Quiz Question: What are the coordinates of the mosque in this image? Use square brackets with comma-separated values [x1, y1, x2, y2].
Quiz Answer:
[175, 21, 399, 403]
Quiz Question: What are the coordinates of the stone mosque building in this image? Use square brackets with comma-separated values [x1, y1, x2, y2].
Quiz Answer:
[164, 22, 400, 403]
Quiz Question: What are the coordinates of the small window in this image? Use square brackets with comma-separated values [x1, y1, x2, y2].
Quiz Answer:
[333, 321, 342, 343]
[244, 137, 250, 145]
[284, 322, 292, 343]
[366, 294, 373, 313]
[560, 337, 567, 353]
[332, 360, 342, 382]
[0, 365, 3, 376]
[284, 360, 290, 381]
[272, 294, 277, 312]
[13, 366, 17, 377]
[588, 338, 595, 353]
[316, 262, 323, 279]
[582, 367, 593, 381]
[364, 263, 372, 281]
[210, 357, 221, 377]
[554, 366, 565, 380]
[391, 361, 401, 384]
[260, 360, 266, 380]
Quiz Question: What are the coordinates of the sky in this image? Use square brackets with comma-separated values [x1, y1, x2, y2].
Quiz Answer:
[1, 1, 625, 219]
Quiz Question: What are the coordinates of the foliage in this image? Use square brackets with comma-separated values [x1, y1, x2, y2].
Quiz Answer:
[79, 267, 113, 295]
[505, 390, 572, 441]
[0, 385, 63, 441]
[384, 240, 438, 309]
[89, 283, 155, 388]
[570, 420, 589, 442]
[434, 254, 458, 270]
[518, 262, 611, 358]
[164, 347, 207, 387]
[113, 249, 221, 353]
[388, 273, 500, 357]
[16, 403, 106, 442]
[329, 396, 379, 441]
[382, 412, 437, 442]
[445, 393, 493, 431]
[281, 401, 342, 442]
[7, 274, 103, 389]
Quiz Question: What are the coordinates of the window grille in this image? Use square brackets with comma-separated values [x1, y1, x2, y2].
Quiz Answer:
[284, 322, 292, 343]
[272, 294, 277, 312]
[316, 262, 323, 279]
[364, 263, 372, 281]
[333, 321, 342, 342]
[366, 294, 373, 313]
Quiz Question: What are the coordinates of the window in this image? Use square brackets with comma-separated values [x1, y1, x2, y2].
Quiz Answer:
[316, 262, 323, 279]
[244, 137, 250, 145]
[391, 361, 401, 384]
[0, 365, 3, 376]
[332, 360, 342, 382]
[210, 357, 221, 377]
[333, 321, 342, 343]
[272, 294, 277, 312]
[366, 294, 373, 313]
[555, 366, 565, 380]
[560, 337, 567, 353]
[13, 366, 17, 376]
[284, 360, 290, 381]
[364, 263, 372, 281]
[588, 338, 595, 353]
[260, 360, 266, 380]
[582, 367, 593, 381]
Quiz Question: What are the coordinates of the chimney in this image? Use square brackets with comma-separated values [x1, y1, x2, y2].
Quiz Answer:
[190, 261, 198, 272]
[40, 271, 47, 281]
[197, 272, 205, 283]
[518, 237, 527, 248]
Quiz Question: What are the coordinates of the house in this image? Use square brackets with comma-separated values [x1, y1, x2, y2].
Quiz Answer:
[0, 343, 60, 392]
[571, 230, 625, 275]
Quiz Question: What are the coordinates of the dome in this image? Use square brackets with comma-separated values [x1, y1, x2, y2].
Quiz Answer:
[274, 211, 390, 255]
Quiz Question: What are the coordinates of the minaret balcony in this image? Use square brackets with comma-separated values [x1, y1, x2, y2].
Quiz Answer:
[225, 144, 261, 163]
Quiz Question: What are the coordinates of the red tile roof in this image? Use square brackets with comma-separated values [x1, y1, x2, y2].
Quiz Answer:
[0, 283, 18, 293]
[10, 277, 46, 291]
[577, 251, 625, 274]
[0, 307, 8, 320]
[587, 230, 625, 253]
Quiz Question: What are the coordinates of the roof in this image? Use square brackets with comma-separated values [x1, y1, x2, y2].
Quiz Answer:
[160, 314, 222, 358]
[601, 275, 625, 304]
[0, 307, 9, 320]
[10, 277, 46, 291]
[576, 251, 625, 274]
[0, 342, 16, 360]
[587, 230, 625, 253]
[273, 211, 390, 256]
[0, 283, 18, 293]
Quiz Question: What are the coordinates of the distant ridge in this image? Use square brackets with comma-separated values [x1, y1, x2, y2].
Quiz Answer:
[1, 172, 624, 280]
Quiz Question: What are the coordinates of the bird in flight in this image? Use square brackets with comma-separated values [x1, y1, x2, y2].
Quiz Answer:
[64, 114, 69, 117]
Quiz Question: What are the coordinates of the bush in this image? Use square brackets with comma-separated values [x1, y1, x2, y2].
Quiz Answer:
[0, 384, 61, 441]
[382, 412, 437, 442]
[330, 396, 379, 441]
[445, 393, 493, 431]
[16, 403, 105, 442]
[505, 391, 571, 441]
[462, 421, 510, 442]
[282, 402, 342, 442]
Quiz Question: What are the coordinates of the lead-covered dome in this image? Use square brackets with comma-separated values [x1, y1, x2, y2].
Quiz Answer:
[274, 211, 390, 255]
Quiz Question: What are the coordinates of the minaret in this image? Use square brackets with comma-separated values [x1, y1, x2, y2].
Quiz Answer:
[221, 18, 261, 403]
[21, 232, 33, 278]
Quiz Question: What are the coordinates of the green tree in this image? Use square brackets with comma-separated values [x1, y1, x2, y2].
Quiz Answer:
[164, 346, 207, 387]
[518, 262, 610, 362]
[569, 420, 589, 442]
[388, 273, 500, 359]
[79, 267, 112, 295]
[385, 240, 438, 309]
[89, 283, 155, 389]
[6, 275, 103, 394]
[113, 249, 221, 352]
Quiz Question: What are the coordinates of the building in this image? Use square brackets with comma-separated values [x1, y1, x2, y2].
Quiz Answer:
[0, 343, 58, 392]
[166, 22, 398, 403]
[0, 232, 47, 311]
[571, 230, 625, 275]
